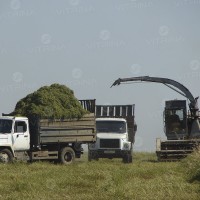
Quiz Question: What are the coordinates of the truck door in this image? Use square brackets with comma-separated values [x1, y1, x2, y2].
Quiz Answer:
[13, 120, 30, 151]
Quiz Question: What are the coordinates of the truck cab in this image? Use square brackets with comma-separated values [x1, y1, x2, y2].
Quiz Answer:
[0, 116, 30, 162]
[88, 104, 136, 163]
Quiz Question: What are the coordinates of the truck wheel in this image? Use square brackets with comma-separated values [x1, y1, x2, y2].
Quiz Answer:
[60, 147, 75, 165]
[123, 154, 132, 163]
[94, 157, 99, 161]
[88, 151, 99, 161]
[88, 151, 92, 162]
[157, 152, 161, 162]
[129, 154, 133, 163]
[0, 149, 13, 163]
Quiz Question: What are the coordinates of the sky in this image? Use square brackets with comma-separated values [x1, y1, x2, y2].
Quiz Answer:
[0, 0, 200, 151]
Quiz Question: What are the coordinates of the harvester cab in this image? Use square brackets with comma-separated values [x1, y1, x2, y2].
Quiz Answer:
[164, 100, 188, 140]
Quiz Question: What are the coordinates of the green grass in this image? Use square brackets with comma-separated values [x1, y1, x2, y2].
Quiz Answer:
[0, 152, 199, 200]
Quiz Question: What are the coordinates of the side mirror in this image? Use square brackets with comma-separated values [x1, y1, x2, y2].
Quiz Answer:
[134, 124, 137, 132]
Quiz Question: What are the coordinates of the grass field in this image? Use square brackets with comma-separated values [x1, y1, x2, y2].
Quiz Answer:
[0, 152, 199, 200]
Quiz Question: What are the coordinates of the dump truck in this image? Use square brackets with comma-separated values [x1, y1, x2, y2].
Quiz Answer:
[0, 99, 96, 164]
[88, 104, 137, 163]
[111, 76, 200, 161]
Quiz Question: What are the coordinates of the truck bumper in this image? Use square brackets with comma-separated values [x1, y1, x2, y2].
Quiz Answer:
[90, 149, 130, 158]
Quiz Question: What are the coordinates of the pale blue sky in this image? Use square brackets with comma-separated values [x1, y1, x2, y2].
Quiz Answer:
[0, 0, 200, 151]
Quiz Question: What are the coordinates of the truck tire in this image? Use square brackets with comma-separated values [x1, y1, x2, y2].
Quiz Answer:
[157, 152, 161, 162]
[129, 154, 133, 163]
[0, 149, 14, 163]
[88, 150, 99, 161]
[59, 147, 75, 165]
[94, 157, 99, 161]
[123, 154, 132, 163]
[88, 151, 92, 162]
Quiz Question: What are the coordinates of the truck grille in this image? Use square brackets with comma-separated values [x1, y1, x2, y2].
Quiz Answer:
[100, 139, 120, 148]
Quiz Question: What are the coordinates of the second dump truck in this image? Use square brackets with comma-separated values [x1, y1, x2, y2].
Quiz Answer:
[88, 104, 137, 163]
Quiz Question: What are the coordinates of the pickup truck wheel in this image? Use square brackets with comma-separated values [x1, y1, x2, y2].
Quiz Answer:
[60, 147, 75, 165]
[0, 149, 13, 163]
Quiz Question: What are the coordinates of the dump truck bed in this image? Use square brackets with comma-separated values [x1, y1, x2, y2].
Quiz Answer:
[39, 113, 96, 144]
[29, 99, 96, 148]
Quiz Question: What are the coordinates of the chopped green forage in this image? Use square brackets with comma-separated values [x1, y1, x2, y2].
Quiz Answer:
[12, 83, 88, 119]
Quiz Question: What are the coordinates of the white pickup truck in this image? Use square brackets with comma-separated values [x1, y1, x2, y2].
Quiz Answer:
[88, 104, 137, 163]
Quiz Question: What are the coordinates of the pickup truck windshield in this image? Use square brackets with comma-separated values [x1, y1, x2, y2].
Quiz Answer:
[0, 119, 13, 133]
[96, 121, 126, 133]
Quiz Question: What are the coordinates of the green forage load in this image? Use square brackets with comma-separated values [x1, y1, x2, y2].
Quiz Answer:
[12, 83, 87, 119]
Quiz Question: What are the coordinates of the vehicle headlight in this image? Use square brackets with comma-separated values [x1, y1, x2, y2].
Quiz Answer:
[123, 142, 130, 149]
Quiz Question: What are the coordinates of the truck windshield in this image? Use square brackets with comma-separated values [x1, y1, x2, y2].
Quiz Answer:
[0, 119, 13, 134]
[96, 121, 126, 133]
